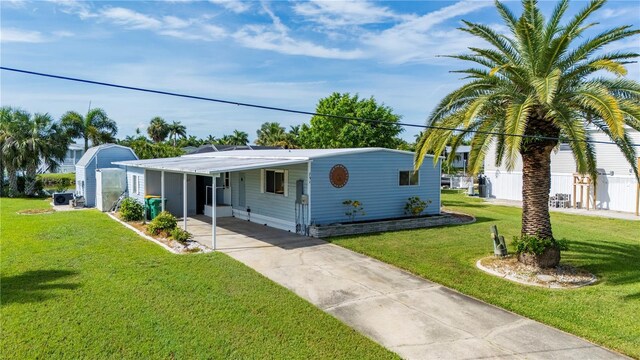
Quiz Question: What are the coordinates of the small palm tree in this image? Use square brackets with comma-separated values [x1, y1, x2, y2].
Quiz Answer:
[167, 121, 187, 147]
[256, 122, 286, 146]
[60, 108, 118, 151]
[147, 117, 169, 143]
[415, 0, 639, 267]
[229, 130, 249, 145]
[205, 135, 217, 144]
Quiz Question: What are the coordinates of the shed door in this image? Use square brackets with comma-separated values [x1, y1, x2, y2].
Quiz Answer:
[238, 172, 246, 208]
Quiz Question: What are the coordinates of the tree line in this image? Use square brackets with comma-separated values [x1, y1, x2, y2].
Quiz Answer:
[1, 92, 412, 196]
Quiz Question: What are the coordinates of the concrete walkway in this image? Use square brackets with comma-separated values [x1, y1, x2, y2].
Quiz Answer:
[189, 216, 624, 359]
[483, 198, 639, 221]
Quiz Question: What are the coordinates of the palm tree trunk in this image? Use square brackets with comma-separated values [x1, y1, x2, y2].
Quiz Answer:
[6, 164, 18, 197]
[521, 143, 554, 239]
[84, 136, 89, 151]
[24, 162, 38, 196]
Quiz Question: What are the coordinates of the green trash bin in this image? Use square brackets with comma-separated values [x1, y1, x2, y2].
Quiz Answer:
[148, 198, 166, 220]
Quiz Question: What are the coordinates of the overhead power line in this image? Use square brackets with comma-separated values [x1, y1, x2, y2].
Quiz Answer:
[1, 66, 638, 147]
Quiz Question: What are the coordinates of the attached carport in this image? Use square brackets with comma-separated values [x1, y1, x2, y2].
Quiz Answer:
[114, 155, 308, 250]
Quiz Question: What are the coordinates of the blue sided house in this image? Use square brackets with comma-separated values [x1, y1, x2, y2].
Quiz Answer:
[75, 144, 138, 207]
[114, 148, 441, 236]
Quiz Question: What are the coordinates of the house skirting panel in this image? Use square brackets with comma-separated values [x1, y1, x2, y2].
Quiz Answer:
[232, 209, 296, 233]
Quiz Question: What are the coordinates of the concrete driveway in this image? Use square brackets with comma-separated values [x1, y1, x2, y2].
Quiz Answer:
[191, 217, 623, 359]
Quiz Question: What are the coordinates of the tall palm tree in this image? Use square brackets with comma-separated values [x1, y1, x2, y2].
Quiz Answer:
[22, 113, 70, 196]
[167, 121, 187, 147]
[147, 116, 169, 143]
[0, 108, 31, 196]
[415, 0, 639, 267]
[256, 122, 286, 146]
[60, 108, 118, 151]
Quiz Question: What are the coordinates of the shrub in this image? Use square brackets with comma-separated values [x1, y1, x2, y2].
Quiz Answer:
[119, 198, 144, 222]
[511, 234, 569, 255]
[343, 199, 365, 222]
[171, 227, 192, 244]
[404, 196, 432, 217]
[147, 211, 178, 235]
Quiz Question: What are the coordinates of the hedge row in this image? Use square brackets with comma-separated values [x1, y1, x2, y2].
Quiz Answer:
[37, 173, 75, 187]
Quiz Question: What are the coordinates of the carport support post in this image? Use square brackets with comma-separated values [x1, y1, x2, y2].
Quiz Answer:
[183, 173, 187, 231]
[161, 171, 165, 212]
[212, 174, 217, 250]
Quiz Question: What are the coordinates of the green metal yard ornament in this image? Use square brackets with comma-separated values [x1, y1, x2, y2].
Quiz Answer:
[491, 225, 508, 257]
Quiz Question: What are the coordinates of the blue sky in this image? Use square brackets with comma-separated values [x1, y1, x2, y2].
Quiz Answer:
[1, 0, 639, 143]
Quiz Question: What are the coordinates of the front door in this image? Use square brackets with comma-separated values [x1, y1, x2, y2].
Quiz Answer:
[238, 172, 246, 208]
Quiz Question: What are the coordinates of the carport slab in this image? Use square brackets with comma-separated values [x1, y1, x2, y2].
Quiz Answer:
[196, 217, 624, 360]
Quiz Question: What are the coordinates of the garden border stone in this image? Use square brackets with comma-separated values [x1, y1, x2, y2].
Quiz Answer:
[309, 211, 475, 238]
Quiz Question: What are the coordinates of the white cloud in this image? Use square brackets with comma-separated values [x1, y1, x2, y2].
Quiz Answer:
[2, 0, 28, 9]
[52, 30, 74, 38]
[163, 15, 192, 29]
[201, 24, 227, 39]
[0, 28, 47, 43]
[233, 3, 365, 59]
[362, 0, 494, 64]
[208, 0, 250, 14]
[100, 7, 162, 30]
[294, 0, 406, 28]
[47, 0, 96, 19]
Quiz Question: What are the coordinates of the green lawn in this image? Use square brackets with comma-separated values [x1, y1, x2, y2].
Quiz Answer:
[330, 190, 640, 358]
[1, 198, 395, 359]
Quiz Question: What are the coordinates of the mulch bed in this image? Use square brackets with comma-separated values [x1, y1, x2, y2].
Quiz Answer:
[112, 213, 208, 254]
[477, 256, 597, 289]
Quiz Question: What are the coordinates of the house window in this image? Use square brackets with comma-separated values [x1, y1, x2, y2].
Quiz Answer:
[559, 143, 571, 151]
[399, 170, 419, 186]
[132, 175, 139, 195]
[265, 170, 285, 195]
[224, 172, 230, 188]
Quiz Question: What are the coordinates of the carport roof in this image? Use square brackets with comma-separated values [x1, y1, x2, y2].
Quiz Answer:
[113, 148, 430, 175]
[113, 156, 309, 175]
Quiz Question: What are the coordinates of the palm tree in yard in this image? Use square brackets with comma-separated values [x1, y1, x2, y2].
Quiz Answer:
[147, 116, 170, 143]
[61, 108, 118, 150]
[167, 121, 187, 146]
[0, 107, 29, 196]
[22, 113, 70, 195]
[415, 0, 639, 267]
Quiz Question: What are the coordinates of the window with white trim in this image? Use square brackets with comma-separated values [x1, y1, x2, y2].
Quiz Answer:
[132, 175, 139, 195]
[262, 169, 288, 196]
[399, 170, 419, 186]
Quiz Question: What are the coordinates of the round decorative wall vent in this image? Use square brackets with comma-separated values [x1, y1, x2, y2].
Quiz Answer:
[329, 164, 349, 188]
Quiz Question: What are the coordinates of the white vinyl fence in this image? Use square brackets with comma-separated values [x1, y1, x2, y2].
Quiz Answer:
[485, 170, 639, 213]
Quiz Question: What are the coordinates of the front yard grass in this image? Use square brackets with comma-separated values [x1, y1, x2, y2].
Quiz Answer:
[1, 198, 395, 359]
[329, 190, 640, 358]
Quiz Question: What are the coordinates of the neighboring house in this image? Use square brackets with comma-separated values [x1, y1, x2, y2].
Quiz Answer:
[38, 143, 84, 174]
[114, 148, 441, 234]
[483, 128, 640, 214]
[75, 144, 138, 207]
[445, 146, 470, 169]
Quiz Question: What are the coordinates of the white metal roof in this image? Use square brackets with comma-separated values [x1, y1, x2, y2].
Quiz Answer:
[114, 148, 427, 175]
[114, 156, 309, 174]
[184, 147, 420, 159]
